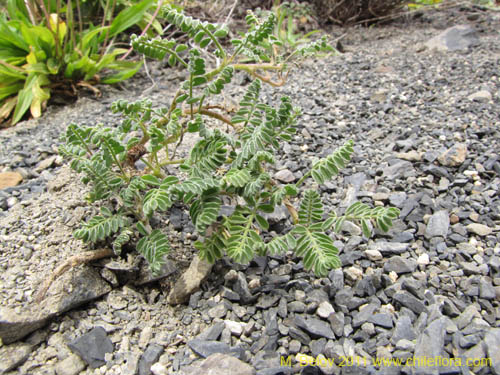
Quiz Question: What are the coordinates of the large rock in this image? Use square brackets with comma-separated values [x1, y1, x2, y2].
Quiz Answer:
[484, 329, 500, 375]
[167, 255, 213, 305]
[412, 317, 447, 375]
[0, 172, 23, 189]
[0, 266, 111, 344]
[180, 353, 255, 375]
[425, 25, 479, 52]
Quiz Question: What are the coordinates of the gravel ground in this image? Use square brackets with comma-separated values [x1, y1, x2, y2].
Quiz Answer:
[0, 5, 499, 375]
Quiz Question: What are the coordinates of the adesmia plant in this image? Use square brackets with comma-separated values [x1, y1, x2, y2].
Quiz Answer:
[60, 6, 399, 277]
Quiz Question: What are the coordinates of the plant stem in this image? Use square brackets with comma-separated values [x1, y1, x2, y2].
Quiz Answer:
[295, 170, 311, 187]
[200, 25, 226, 59]
[159, 158, 185, 166]
[102, 138, 129, 182]
[183, 108, 236, 128]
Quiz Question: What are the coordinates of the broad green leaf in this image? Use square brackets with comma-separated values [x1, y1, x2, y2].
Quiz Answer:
[106, 0, 155, 40]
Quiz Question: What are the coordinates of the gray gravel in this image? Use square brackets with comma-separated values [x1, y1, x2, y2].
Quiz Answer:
[1, 4, 499, 375]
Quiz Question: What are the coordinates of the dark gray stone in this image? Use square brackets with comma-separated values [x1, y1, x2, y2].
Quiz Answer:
[328, 312, 345, 338]
[479, 279, 496, 300]
[393, 291, 426, 315]
[232, 272, 257, 304]
[391, 315, 417, 344]
[196, 322, 225, 341]
[221, 286, 241, 302]
[352, 303, 379, 328]
[425, 24, 480, 52]
[369, 313, 393, 329]
[294, 316, 335, 340]
[383, 256, 418, 274]
[187, 339, 240, 359]
[413, 317, 447, 375]
[288, 326, 311, 345]
[484, 328, 500, 375]
[370, 242, 409, 255]
[256, 294, 281, 309]
[382, 160, 414, 180]
[425, 210, 450, 239]
[68, 327, 114, 369]
[264, 308, 279, 336]
[1, 266, 111, 345]
[138, 344, 164, 375]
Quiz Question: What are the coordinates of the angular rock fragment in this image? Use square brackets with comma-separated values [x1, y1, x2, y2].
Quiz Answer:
[425, 25, 479, 52]
[68, 327, 113, 368]
[0, 266, 111, 344]
[167, 256, 213, 305]
[180, 353, 255, 375]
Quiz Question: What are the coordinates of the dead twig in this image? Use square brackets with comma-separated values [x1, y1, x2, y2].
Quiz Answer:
[34, 248, 114, 303]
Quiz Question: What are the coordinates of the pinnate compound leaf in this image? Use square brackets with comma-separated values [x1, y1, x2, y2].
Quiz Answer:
[74, 210, 128, 243]
[311, 140, 354, 184]
[136, 229, 170, 274]
[143, 188, 172, 217]
[113, 228, 133, 255]
[298, 190, 323, 227]
[294, 228, 340, 277]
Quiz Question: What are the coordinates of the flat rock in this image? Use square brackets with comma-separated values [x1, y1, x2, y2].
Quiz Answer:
[181, 353, 255, 375]
[294, 316, 335, 340]
[392, 315, 417, 344]
[68, 327, 113, 368]
[395, 150, 421, 162]
[467, 90, 492, 103]
[168, 255, 213, 305]
[384, 256, 417, 274]
[187, 339, 239, 359]
[0, 342, 34, 374]
[0, 172, 23, 189]
[424, 24, 479, 52]
[382, 160, 414, 180]
[392, 291, 426, 314]
[0, 266, 111, 344]
[484, 329, 500, 375]
[437, 143, 467, 167]
[466, 223, 493, 236]
[371, 241, 409, 255]
[425, 210, 450, 239]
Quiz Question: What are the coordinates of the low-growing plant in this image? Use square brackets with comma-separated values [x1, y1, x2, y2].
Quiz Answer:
[0, 0, 166, 126]
[272, 1, 321, 52]
[60, 5, 399, 278]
